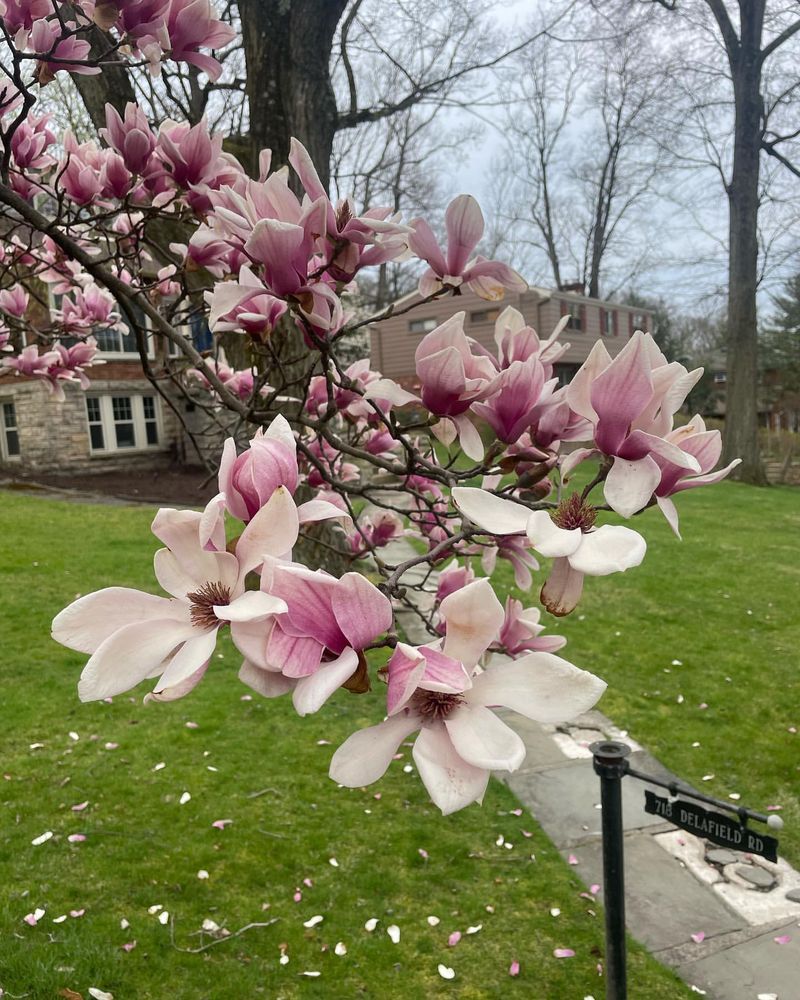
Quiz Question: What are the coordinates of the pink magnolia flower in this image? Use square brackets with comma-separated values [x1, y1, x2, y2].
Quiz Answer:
[56, 283, 122, 335]
[564, 332, 737, 519]
[30, 21, 101, 84]
[651, 416, 741, 536]
[10, 111, 55, 172]
[0, 0, 51, 34]
[435, 559, 475, 603]
[480, 534, 539, 590]
[215, 416, 299, 522]
[452, 488, 645, 616]
[206, 267, 288, 339]
[51, 491, 297, 702]
[0, 285, 28, 318]
[330, 579, 605, 814]
[470, 358, 547, 443]
[102, 104, 157, 175]
[409, 195, 526, 301]
[289, 138, 410, 282]
[157, 118, 225, 189]
[58, 132, 104, 205]
[234, 566, 392, 716]
[2, 344, 57, 377]
[347, 510, 404, 556]
[37, 338, 104, 401]
[495, 597, 567, 656]
[164, 0, 236, 82]
[411, 312, 499, 459]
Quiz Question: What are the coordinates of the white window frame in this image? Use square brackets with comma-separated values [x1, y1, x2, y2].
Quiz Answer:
[602, 308, 615, 337]
[85, 393, 163, 454]
[0, 398, 21, 460]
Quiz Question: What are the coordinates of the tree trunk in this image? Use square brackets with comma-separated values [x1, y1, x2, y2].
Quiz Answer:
[238, 0, 348, 186]
[72, 29, 137, 132]
[722, 23, 768, 484]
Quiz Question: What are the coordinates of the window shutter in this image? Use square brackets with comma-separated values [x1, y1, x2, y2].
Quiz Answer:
[580, 304, 587, 331]
[612, 310, 618, 336]
[628, 312, 633, 337]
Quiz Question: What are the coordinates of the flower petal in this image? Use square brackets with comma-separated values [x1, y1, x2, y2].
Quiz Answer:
[590, 333, 653, 454]
[526, 511, 583, 557]
[330, 713, 421, 787]
[412, 723, 490, 815]
[297, 498, 352, 528]
[78, 619, 196, 701]
[52, 587, 178, 654]
[469, 652, 607, 723]
[239, 659, 296, 698]
[236, 485, 299, 577]
[148, 629, 218, 701]
[214, 590, 287, 622]
[330, 573, 393, 651]
[292, 647, 359, 716]
[444, 704, 526, 771]
[440, 579, 505, 669]
[604, 455, 661, 518]
[656, 494, 681, 539]
[445, 195, 484, 275]
[568, 525, 646, 576]
[451, 487, 530, 535]
[540, 557, 584, 617]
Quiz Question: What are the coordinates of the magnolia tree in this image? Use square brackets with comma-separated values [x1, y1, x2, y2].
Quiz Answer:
[0, 2, 740, 816]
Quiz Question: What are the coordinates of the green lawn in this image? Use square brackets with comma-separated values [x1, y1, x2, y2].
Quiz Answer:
[0, 491, 692, 999]
[493, 477, 800, 866]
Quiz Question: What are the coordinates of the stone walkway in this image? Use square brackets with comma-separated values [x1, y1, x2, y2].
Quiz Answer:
[383, 536, 799, 1000]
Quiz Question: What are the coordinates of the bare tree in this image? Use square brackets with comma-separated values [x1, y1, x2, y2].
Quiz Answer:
[493, 11, 669, 299]
[647, 0, 800, 484]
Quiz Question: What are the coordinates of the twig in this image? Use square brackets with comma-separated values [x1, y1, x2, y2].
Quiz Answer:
[170, 917, 279, 954]
[246, 787, 279, 798]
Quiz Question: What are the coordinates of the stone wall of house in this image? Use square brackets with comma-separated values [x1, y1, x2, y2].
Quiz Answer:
[0, 377, 183, 475]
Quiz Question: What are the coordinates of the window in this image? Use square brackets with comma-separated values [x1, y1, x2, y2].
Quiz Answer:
[190, 314, 213, 352]
[94, 326, 139, 354]
[553, 363, 580, 387]
[408, 317, 437, 334]
[632, 312, 647, 333]
[1, 400, 20, 459]
[85, 394, 161, 453]
[560, 300, 584, 331]
[713, 372, 727, 384]
[470, 308, 501, 325]
[602, 308, 616, 337]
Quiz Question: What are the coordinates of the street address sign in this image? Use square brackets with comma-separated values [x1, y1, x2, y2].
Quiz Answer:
[644, 790, 779, 862]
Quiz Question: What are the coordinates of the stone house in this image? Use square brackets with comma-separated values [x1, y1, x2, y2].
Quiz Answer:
[369, 284, 654, 388]
[0, 329, 196, 475]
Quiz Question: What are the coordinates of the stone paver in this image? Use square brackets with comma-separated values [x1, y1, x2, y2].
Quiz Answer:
[677, 919, 800, 1000]
[564, 835, 744, 951]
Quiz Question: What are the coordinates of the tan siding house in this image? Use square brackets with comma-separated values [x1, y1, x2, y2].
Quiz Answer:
[370, 286, 653, 388]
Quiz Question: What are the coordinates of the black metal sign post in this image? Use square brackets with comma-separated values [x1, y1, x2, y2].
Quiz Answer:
[589, 740, 784, 1000]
